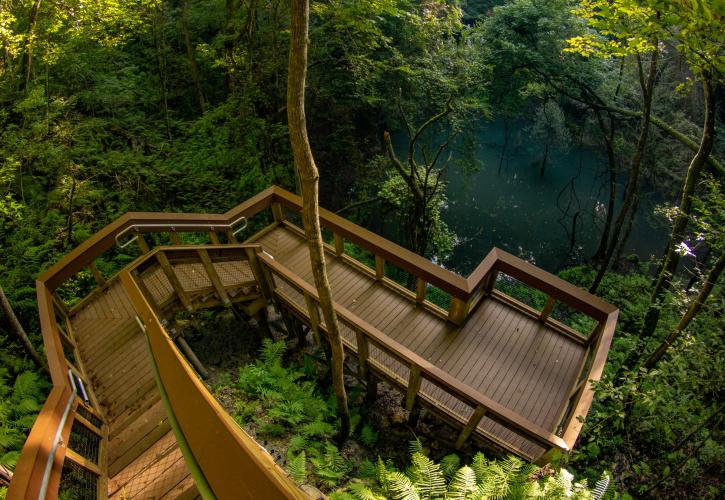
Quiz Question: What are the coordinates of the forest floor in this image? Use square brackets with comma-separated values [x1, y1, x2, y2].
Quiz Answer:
[180, 305, 490, 493]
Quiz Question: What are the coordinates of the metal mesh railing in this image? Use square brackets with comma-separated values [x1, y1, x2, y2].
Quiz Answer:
[59, 459, 98, 500]
[550, 302, 597, 336]
[343, 240, 376, 269]
[494, 273, 548, 310]
[426, 284, 452, 310]
[384, 261, 416, 293]
[76, 405, 103, 429]
[68, 421, 101, 465]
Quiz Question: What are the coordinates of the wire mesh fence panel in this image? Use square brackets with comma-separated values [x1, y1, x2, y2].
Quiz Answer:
[338, 318, 358, 348]
[550, 302, 597, 337]
[321, 227, 335, 246]
[476, 415, 545, 461]
[494, 273, 548, 311]
[59, 459, 98, 500]
[284, 209, 303, 229]
[384, 261, 416, 293]
[76, 405, 103, 429]
[343, 241, 376, 270]
[69, 420, 101, 464]
[419, 378, 474, 422]
[368, 343, 409, 385]
[426, 284, 452, 310]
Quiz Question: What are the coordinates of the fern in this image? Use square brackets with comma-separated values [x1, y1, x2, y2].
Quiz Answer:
[440, 455, 461, 481]
[288, 435, 307, 454]
[409, 452, 446, 499]
[360, 424, 378, 446]
[386, 471, 421, 500]
[310, 443, 350, 489]
[287, 451, 307, 484]
[445, 466, 479, 500]
[409, 438, 423, 455]
[349, 481, 386, 500]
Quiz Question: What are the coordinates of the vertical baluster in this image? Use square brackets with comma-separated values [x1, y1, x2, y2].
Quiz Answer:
[447, 297, 469, 325]
[484, 270, 499, 295]
[88, 262, 105, 287]
[169, 231, 182, 245]
[245, 248, 273, 300]
[334, 233, 344, 256]
[271, 202, 284, 223]
[356, 330, 368, 378]
[455, 404, 487, 449]
[416, 277, 427, 303]
[155, 250, 193, 311]
[406, 365, 422, 411]
[226, 229, 238, 243]
[197, 249, 231, 306]
[375, 256, 385, 280]
[540, 296, 556, 321]
[136, 233, 151, 253]
[208, 231, 221, 244]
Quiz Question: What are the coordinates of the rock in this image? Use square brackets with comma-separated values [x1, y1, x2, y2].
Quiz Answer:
[418, 422, 431, 434]
[301, 484, 326, 499]
[390, 407, 407, 425]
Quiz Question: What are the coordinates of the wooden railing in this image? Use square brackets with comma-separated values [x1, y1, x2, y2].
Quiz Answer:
[10, 186, 617, 497]
[120, 246, 304, 499]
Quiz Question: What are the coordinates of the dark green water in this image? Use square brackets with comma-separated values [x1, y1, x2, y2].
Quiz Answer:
[388, 119, 669, 275]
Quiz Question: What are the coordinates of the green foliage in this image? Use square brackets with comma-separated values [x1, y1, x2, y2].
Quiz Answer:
[360, 423, 378, 446]
[287, 451, 308, 484]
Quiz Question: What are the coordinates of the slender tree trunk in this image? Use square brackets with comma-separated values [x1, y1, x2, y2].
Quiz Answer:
[0, 286, 47, 372]
[288, 0, 350, 441]
[65, 173, 76, 247]
[540, 143, 549, 177]
[592, 111, 618, 263]
[590, 49, 658, 293]
[641, 72, 715, 338]
[498, 119, 510, 176]
[181, 0, 206, 113]
[20, 0, 42, 92]
[641, 252, 724, 371]
[613, 191, 639, 267]
[153, 1, 172, 140]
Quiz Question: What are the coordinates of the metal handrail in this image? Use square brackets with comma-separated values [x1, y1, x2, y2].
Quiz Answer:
[115, 216, 248, 248]
[38, 370, 78, 500]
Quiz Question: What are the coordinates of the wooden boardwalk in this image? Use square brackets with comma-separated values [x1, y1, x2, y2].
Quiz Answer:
[252, 225, 586, 457]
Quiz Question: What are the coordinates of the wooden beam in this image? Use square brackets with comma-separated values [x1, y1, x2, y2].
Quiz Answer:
[155, 251, 193, 311]
[271, 202, 284, 222]
[87, 262, 105, 287]
[406, 365, 422, 411]
[208, 231, 221, 245]
[226, 229, 238, 243]
[455, 404, 487, 449]
[447, 297, 469, 325]
[197, 249, 231, 306]
[136, 234, 151, 253]
[66, 448, 102, 476]
[131, 269, 162, 316]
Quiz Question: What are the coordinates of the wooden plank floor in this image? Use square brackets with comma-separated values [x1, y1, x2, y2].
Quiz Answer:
[71, 280, 200, 498]
[253, 226, 586, 457]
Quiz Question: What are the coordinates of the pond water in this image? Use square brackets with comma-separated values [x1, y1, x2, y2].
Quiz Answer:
[385, 119, 669, 275]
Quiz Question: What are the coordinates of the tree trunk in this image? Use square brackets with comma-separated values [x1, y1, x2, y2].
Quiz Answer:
[0, 286, 47, 372]
[641, 72, 715, 338]
[20, 0, 42, 91]
[613, 191, 638, 267]
[540, 143, 549, 177]
[65, 173, 76, 247]
[153, 1, 173, 140]
[181, 0, 206, 113]
[592, 111, 617, 263]
[590, 49, 658, 293]
[641, 252, 724, 371]
[288, 0, 350, 441]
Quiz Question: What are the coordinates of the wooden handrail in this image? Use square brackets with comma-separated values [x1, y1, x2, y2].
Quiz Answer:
[257, 253, 570, 454]
[120, 270, 305, 499]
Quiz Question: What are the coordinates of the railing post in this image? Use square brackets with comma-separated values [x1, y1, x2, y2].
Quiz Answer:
[447, 297, 469, 325]
[303, 292, 322, 347]
[169, 232, 182, 246]
[540, 296, 556, 321]
[246, 248, 273, 301]
[375, 256, 385, 280]
[155, 251, 193, 311]
[484, 270, 499, 295]
[356, 330, 368, 378]
[226, 229, 238, 243]
[136, 233, 151, 253]
[197, 249, 231, 306]
[53, 292, 69, 317]
[271, 202, 284, 223]
[415, 278, 427, 304]
[132, 269, 161, 315]
[87, 262, 105, 287]
[208, 231, 221, 244]
[455, 404, 486, 449]
[405, 365, 422, 411]
[333, 233, 344, 256]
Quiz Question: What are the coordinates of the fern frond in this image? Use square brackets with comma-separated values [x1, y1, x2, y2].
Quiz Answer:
[410, 452, 446, 498]
[349, 481, 386, 500]
[288, 435, 307, 454]
[358, 458, 377, 479]
[386, 471, 421, 500]
[0, 451, 20, 470]
[440, 454, 461, 481]
[287, 451, 307, 484]
[593, 472, 612, 500]
[445, 466, 477, 500]
[408, 438, 423, 455]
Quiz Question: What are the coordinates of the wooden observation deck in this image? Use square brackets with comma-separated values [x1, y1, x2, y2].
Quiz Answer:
[8, 186, 618, 499]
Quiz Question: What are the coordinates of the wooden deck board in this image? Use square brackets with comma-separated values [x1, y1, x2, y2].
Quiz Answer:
[255, 226, 587, 453]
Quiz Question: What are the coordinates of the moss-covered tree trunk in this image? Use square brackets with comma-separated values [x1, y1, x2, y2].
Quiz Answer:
[288, 0, 350, 441]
